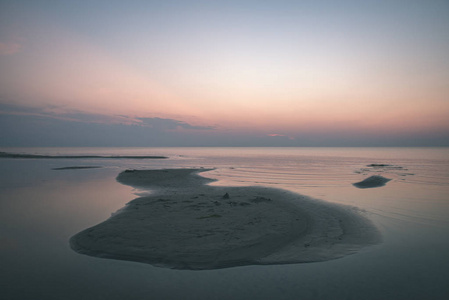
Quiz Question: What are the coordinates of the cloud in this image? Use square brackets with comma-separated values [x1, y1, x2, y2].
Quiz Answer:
[0, 42, 21, 55]
[0, 102, 215, 133]
[1, 103, 448, 147]
[0, 108, 220, 147]
[0, 102, 130, 124]
[267, 133, 295, 140]
[0, 102, 39, 114]
[137, 117, 215, 131]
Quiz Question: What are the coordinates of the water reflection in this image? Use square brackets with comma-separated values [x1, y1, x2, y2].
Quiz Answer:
[1, 147, 448, 299]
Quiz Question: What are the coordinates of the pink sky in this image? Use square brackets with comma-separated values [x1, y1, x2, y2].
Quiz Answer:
[1, 1, 448, 146]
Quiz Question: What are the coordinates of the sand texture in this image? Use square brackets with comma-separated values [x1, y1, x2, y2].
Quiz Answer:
[70, 169, 381, 270]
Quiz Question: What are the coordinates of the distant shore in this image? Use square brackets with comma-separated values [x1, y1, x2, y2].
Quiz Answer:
[70, 168, 381, 270]
[0, 151, 167, 159]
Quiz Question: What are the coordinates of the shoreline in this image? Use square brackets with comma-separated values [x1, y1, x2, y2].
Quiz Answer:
[70, 168, 381, 270]
[0, 151, 167, 159]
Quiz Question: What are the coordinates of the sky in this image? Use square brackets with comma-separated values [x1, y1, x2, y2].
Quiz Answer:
[1, 0, 449, 147]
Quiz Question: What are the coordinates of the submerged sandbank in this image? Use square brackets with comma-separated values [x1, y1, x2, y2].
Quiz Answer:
[52, 166, 102, 170]
[70, 169, 381, 270]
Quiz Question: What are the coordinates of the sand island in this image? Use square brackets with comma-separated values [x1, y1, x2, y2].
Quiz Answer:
[70, 169, 381, 270]
[353, 175, 392, 189]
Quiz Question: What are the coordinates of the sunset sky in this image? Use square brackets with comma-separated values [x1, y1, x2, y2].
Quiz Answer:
[1, 0, 448, 146]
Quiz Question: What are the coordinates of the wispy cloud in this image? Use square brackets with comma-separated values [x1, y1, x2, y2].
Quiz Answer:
[0, 42, 21, 55]
[0, 103, 215, 131]
[0, 103, 128, 124]
[268, 133, 295, 140]
[138, 117, 215, 131]
[1, 102, 448, 147]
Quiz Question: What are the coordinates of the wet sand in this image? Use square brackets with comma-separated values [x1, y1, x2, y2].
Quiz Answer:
[70, 169, 381, 270]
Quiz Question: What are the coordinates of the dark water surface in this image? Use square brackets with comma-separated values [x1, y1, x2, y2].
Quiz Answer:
[1, 147, 448, 299]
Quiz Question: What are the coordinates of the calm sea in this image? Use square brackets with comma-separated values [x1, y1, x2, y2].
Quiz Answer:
[1, 147, 448, 299]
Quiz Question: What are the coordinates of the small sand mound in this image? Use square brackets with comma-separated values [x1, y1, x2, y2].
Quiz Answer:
[353, 175, 391, 189]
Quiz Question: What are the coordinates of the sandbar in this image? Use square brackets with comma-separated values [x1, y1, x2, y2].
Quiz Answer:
[70, 169, 381, 270]
[353, 175, 391, 189]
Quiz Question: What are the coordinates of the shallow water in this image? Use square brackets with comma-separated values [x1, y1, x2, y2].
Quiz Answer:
[1, 147, 448, 299]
